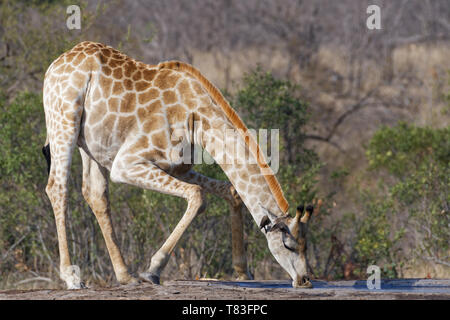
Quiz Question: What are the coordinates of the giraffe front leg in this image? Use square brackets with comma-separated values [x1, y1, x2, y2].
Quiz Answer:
[143, 187, 205, 284]
[79, 149, 139, 286]
[110, 159, 206, 285]
[230, 203, 252, 280]
[177, 170, 252, 280]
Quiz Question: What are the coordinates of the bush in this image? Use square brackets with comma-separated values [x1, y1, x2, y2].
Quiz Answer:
[346, 122, 450, 276]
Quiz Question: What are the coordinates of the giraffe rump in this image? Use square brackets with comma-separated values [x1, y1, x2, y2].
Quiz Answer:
[158, 61, 290, 213]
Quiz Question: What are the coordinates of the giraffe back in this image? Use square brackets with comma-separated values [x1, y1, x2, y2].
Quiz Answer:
[44, 41, 221, 174]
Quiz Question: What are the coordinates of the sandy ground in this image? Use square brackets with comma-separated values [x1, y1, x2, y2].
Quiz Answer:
[0, 279, 449, 300]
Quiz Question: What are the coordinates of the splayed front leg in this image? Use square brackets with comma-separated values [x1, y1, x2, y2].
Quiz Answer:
[176, 170, 252, 280]
[139, 250, 170, 284]
[140, 187, 205, 284]
[111, 158, 206, 285]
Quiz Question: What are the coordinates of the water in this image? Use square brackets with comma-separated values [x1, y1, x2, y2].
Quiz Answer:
[218, 279, 450, 294]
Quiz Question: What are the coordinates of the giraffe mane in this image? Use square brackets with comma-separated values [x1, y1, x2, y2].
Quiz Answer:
[158, 60, 289, 213]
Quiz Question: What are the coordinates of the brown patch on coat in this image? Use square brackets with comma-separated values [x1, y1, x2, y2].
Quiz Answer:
[123, 61, 137, 77]
[185, 99, 197, 110]
[142, 115, 165, 133]
[135, 81, 151, 92]
[112, 81, 125, 95]
[132, 71, 142, 81]
[124, 79, 133, 91]
[52, 63, 65, 75]
[85, 48, 98, 56]
[250, 175, 264, 184]
[138, 88, 159, 104]
[248, 164, 261, 175]
[101, 48, 112, 57]
[64, 86, 79, 101]
[102, 66, 112, 76]
[138, 100, 163, 121]
[198, 106, 213, 118]
[108, 98, 120, 112]
[88, 101, 107, 125]
[151, 131, 168, 149]
[178, 79, 195, 100]
[64, 64, 75, 74]
[143, 69, 157, 81]
[116, 115, 136, 140]
[154, 69, 179, 90]
[92, 87, 101, 102]
[109, 59, 124, 68]
[79, 56, 96, 72]
[72, 52, 86, 66]
[112, 53, 124, 60]
[72, 72, 86, 89]
[103, 114, 116, 132]
[112, 68, 123, 80]
[166, 104, 186, 125]
[163, 90, 177, 104]
[239, 170, 249, 182]
[130, 135, 149, 154]
[99, 76, 113, 98]
[192, 81, 205, 95]
[65, 52, 77, 63]
[237, 181, 247, 192]
[52, 56, 65, 68]
[120, 93, 137, 113]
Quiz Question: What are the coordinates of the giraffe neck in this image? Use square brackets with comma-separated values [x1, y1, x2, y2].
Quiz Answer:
[157, 60, 289, 223]
[200, 117, 286, 225]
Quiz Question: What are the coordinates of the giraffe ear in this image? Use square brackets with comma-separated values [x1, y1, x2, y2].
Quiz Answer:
[259, 215, 271, 233]
[259, 205, 278, 233]
[260, 206, 278, 223]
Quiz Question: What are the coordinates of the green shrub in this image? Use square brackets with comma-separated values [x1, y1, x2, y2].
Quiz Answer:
[356, 122, 449, 274]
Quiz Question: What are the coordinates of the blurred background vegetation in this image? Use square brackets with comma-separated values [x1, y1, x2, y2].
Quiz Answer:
[0, 0, 448, 289]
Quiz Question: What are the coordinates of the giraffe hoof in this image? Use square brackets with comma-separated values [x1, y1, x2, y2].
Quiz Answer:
[139, 272, 160, 285]
[119, 276, 141, 286]
[67, 281, 87, 290]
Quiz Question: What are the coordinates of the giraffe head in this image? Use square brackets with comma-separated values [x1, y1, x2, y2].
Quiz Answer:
[259, 199, 322, 288]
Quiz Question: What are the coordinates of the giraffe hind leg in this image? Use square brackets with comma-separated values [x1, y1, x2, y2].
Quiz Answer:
[45, 135, 84, 289]
[79, 148, 139, 286]
[44, 100, 84, 289]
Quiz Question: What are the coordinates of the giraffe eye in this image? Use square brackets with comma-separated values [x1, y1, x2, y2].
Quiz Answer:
[282, 231, 299, 252]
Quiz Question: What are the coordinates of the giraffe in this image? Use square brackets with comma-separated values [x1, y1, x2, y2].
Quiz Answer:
[42, 41, 315, 289]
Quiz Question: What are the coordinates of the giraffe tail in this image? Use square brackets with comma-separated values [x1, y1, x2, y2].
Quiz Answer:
[42, 143, 51, 175]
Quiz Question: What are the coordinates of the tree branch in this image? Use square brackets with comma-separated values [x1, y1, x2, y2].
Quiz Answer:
[303, 134, 344, 152]
[325, 88, 378, 141]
